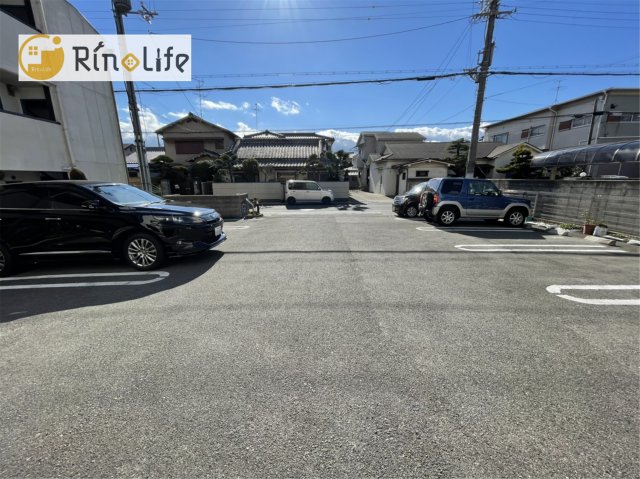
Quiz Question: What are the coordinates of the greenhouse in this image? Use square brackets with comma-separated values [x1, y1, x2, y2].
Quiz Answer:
[531, 140, 639, 178]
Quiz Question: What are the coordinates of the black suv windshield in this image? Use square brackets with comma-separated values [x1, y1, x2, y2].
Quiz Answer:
[86, 184, 165, 206]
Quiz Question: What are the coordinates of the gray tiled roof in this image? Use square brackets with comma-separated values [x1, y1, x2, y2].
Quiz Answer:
[484, 141, 541, 158]
[234, 131, 334, 165]
[244, 130, 334, 142]
[235, 140, 324, 160]
[383, 142, 451, 160]
[125, 147, 166, 166]
[476, 141, 507, 158]
[358, 131, 426, 143]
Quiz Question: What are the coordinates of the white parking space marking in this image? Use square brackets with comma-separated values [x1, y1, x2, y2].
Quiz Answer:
[0, 271, 169, 290]
[417, 226, 534, 233]
[454, 244, 623, 253]
[546, 285, 640, 305]
[225, 225, 250, 230]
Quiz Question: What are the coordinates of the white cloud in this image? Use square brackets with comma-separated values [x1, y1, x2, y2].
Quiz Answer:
[235, 122, 258, 136]
[241, 101, 251, 109]
[166, 111, 189, 119]
[394, 125, 474, 142]
[271, 97, 300, 115]
[201, 100, 241, 111]
[119, 106, 166, 146]
[318, 129, 359, 152]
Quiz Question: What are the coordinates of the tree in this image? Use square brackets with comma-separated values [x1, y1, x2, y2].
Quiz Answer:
[446, 138, 469, 177]
[189, 159, 215, 182]
[305, 154, 324, 181]
[242, 157, 260, 182]
[217, 152, 238, 183]
[326, 149, 351, 180]
[496, 145, 533, 178]
[149, 154, 174, 178]
[69, 167, 87, 180]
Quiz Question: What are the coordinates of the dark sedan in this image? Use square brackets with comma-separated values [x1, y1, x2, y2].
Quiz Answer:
[0, 181, 226, 276]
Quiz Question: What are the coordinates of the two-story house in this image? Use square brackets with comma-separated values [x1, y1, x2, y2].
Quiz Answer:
[155, 113, 239, 164]
[0, 0, 127, 183]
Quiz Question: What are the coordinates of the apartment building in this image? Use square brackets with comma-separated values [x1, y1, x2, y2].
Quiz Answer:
[484, 88, 640, 151]
[0, 0, 127, 183]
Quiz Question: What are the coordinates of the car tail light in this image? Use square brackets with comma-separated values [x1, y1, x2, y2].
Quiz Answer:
[433, 194, 439, 205]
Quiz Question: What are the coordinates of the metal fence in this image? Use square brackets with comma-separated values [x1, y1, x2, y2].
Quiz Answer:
[495, 180, 640, 236]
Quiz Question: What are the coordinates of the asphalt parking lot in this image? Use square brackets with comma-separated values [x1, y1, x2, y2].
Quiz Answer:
[1, 198, 638, 478]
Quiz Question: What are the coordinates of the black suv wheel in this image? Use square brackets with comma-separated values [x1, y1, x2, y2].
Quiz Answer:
[0, 243, 14, 277]
[123, 233, 165, 270]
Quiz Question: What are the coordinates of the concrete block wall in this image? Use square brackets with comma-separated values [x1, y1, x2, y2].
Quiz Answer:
[200, 182, 350, 201]
[165, 194, 249, 219]
[493, 179, 640, 236]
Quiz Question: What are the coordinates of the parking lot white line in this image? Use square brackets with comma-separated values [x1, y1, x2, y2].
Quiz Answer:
[417, 226, 535, 232]
[0, 271, 169, 290]
[546, 285, 640, 305]
[225, 225, 250, 230]
[454, 243, 623, 253]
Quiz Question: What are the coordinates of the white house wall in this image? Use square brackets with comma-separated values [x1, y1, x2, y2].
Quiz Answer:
[0, 1, 127, 183]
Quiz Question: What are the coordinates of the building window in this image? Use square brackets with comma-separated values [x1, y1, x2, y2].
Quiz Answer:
[608, 112, 640, 122]
[175, 140, 205, 154]
[492, 132, 509, 143]
[415, 170, 429, 177]
[530, 125, 545, 137]
[0, 1, 36, 29]
[558, 120, 572, 131]
[19, 86, 55, 121]
[213, 138, 224, 150]
[521, 129, 529, 139]
[572, 115, 591, 128]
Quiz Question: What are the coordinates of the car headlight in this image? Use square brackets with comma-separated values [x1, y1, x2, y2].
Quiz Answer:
[399, 196, 408, 203]
[155, 215, 205, 224]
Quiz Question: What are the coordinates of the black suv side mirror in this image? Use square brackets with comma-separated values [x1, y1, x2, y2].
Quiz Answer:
[82, 200, 103, 210]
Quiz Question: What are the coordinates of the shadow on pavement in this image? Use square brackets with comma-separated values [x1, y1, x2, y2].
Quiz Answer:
[0, 251, 224, 323]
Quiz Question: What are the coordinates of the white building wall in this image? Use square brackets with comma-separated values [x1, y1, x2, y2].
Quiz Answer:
[0, 1, 127, 183]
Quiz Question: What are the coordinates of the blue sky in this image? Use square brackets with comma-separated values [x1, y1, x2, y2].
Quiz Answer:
[68, 0, 639, 151]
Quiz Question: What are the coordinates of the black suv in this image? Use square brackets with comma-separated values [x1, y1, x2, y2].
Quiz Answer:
[392, 181, 428, 218]
[0, 181, 226, 276]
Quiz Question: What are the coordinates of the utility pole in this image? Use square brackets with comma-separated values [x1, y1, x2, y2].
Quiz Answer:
[465, 0, 513, 178]
[254, 103, 261, 130]
[112, 0, 157, 192]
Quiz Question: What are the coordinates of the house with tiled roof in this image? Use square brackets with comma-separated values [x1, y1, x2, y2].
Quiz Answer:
[232, 130, 335, 182]
[368, 141, 455, 196]
[355, 131, 427, 190]
[155, 113, 238, 164]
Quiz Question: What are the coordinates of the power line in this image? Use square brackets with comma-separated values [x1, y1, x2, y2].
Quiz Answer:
[510, 18, 638, 29]
[191, 17, 469, 44]
[114, 71, 640, 94]
[120, 107, 629, 136]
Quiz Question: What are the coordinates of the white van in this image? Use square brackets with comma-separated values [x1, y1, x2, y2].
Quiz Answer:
[285, 180, 334, 205]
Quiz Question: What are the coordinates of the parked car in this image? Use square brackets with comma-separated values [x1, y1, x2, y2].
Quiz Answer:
[285, 180, 334, 205]
[0, 181, 226, 276]
[392, 181, 429, 218]
[418, 178, 531, 226]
